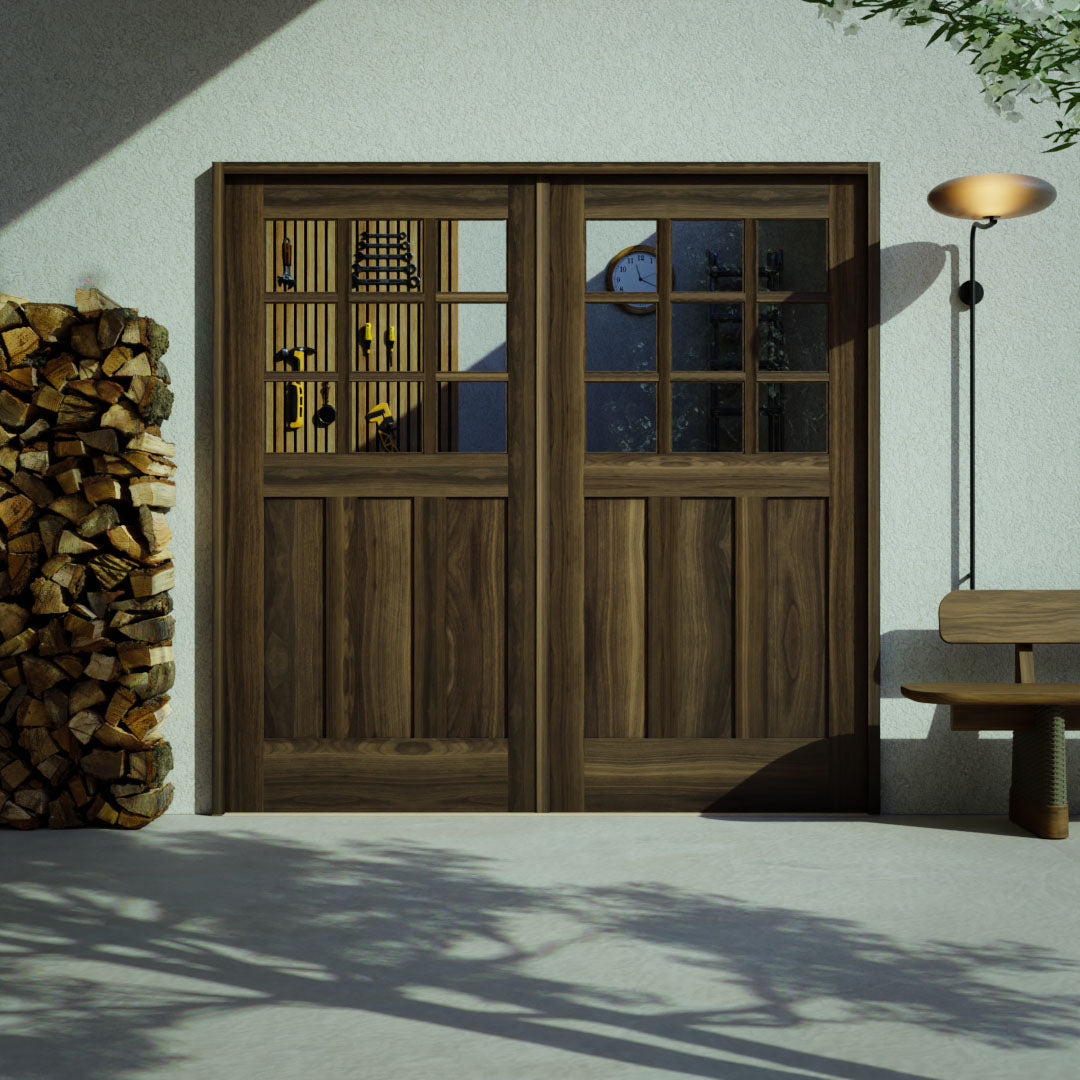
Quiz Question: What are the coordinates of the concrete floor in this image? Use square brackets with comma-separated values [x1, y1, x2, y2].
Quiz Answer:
[2, 814, 1079, 1080]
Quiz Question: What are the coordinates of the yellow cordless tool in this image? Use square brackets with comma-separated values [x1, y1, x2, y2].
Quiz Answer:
[274, 346, 315, 430]
[365, 402, 399, 452]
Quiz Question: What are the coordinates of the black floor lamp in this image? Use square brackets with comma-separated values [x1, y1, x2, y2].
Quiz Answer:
[927, 172, 1056, 589]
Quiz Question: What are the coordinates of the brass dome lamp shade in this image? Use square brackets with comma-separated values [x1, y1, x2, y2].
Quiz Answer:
[927, 172, 1056, 589]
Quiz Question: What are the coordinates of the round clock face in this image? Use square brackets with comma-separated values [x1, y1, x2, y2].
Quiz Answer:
[607, 245, 657, 313]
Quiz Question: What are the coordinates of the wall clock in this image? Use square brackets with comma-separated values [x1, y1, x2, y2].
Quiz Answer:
[605, 244, 658, 314]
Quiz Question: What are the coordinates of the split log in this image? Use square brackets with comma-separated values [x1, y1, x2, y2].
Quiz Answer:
[129, 478, 175, 508]
[23, 304, 77, 345]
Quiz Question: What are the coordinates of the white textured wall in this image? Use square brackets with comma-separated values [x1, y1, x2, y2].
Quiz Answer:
[2, 0, 1078, 814]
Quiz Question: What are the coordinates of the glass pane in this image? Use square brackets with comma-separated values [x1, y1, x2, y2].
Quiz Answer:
[586, 220, 657, 293]
[672, 220, 742, 291]
[439, 303, 506, 372]
[757, 220, 827, 292]
[672, 383, 741, 452]
[353, 302, 421, 373]
[439, 220, 506, 292]
[350, 219, 423, 293]
[265, 219, 336, 293]
[265, 303, 336, 372]
[264, 381, 336, 453]
[586, 383, 656, 452]
[587, 305, 656, 371]
[758, 382, 827, 452]
[438, 382, 506, 452]
[758, 304, 828, 372]
[354, 382, 423, 452]
[672, 302, 741, 372]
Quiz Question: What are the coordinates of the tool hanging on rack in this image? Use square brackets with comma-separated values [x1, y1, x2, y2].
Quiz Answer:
[351, 230, 421, 290]
[365, 402, 399, 452]
[277, 236, 297, 291]
[313, 382, 336, 428]
[274, 346, 315, 430]
[359, 321, 374, 361]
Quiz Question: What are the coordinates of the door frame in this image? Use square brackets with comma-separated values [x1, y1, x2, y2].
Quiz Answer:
[212, 162, 880, 814]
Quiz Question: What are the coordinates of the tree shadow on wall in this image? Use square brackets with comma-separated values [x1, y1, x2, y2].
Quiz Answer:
[2, 829, 1080, 1079]
[0, 0, 322, 229]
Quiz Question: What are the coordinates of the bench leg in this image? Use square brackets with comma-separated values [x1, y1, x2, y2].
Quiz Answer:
[1009, 705, 1069, 839]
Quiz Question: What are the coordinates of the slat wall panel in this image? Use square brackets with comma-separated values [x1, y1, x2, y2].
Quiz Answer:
[342, 499, 413, 738]
[263, 739, 508, 812]
[676, 498, 734, 738]
[263, 500, 325, 739]
[766, 498, 827, 738]
[444, 499, 507, 739]
[584, 499, 646, 738]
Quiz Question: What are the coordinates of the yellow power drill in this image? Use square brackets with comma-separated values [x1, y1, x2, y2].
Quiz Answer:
[274, 346, 315, 430]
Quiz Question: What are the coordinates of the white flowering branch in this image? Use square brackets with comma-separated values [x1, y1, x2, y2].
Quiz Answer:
[803, 0, 1080, 150]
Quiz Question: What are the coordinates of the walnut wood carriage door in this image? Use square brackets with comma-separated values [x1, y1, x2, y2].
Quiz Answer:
[216, 170, 870, 813]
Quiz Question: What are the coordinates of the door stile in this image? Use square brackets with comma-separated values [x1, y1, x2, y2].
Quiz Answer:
[507, 183, 538, 811]
[324, 497, 346, 738]
[334, 219, 351, 453]
[735, 496, 768, 738]
[534, 182, 551, 812]
[647, 496, 679, 738]
[828, 178, 863, 808]
[220, 180, 265, 810]
[412, 497, 447, 739]
[545, 182, 586, 811]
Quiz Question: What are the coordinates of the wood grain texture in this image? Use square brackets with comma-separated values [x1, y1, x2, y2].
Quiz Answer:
[264, 184, 509, 219]
[583, 455, 829, 497]
[229, 162, 873, 176]
[584, 499, 646, 738]
[939, 591, 1080, 644]
[545, 183, 585, 810]
[263, 738, 508, 811]
[263, 500, 325, 739]
[264, 455, 508, 497]
[342, 499, 413, 738]
[413, 498, 446, 739]
[766, 499, 827, 739]
[1009, 788, 1069, 840]
[584, 185, 830, 218]
[949, 704, 1080, 731]
[444, 500, 507, 739]
[324, 498, 346, 738]
[902, 683, 1080, 706]
[507, 182, 537, 811]
[866, 161, 881, 815]
[220, 178, 264, 810]
[583, 738, 830, 812]
[676, 499, 734, 738]
[534, 182, 551, 812]
[212, 161, 226, 813]
[647, 497, 679, 739]
[736, 498, 767, 738]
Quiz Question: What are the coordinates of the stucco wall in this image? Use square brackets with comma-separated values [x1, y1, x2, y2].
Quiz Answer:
[2, 0, 1077, 815]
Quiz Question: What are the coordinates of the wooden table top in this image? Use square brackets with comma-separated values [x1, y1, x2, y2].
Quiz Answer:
[901, 682, 1080, 706]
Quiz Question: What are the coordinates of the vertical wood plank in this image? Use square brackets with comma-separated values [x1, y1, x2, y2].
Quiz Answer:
[677, 498, 734, 738]
[445, 500, 506, 739]
[423, 218, 438, 453]
[829, 180, 861, 807]
[647, 496, 679, 738]
[264, 500, 325, 739]
[219, 177, 264, 810]
[212, 162, 227, 813]
[412, 497, 446, 738]
[743, 217, 758, 453]
[324, 497, 346, 737]
[735, 496, 767, 738]
[866, 163, 880, 814]
[534, 181, 551, 812]
[508, 182, 537, 811]
[335, 217, 351, 452]
[585, 500, 646, 738]
[656, 219, 672, 454]
[343, 499, 413, 738]
[546, 181, 585, 810]
[766, 499, 827, 739]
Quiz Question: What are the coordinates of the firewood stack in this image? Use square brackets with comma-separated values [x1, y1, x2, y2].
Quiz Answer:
[0, 289, 175, 829]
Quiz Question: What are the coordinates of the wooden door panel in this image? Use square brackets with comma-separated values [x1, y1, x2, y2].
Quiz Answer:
[263, 499, 324, 739]
[341, 498, 412, 739]
[584, 499, 646, 739]
[676, 498, 735, 738]
[444, 498, 507, 739]
[263, 738, 508, 811]
[765, 498, 827, 738]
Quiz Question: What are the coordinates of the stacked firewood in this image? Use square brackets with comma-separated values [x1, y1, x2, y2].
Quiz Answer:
[0, 289, 175, 829]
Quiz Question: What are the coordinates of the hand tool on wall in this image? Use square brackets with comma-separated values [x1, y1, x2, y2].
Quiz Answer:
[313, 382, 336, 428]
[385, 325, 396, 360]
[274, 346, 315, 430]
[351, 230, 421, 290]
[277, 236, 297, 291]
[359, 321, 374, 361]
[365, 402, 399, 452]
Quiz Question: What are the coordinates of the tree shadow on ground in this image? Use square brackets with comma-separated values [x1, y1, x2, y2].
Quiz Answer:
[1, 829, 1078, 1079]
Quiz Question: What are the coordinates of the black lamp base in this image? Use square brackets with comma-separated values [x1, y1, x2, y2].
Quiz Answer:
[958, 279, 984, 307]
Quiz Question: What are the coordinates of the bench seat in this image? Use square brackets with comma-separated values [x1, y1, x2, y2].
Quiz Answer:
[901, 683, 1080, 706]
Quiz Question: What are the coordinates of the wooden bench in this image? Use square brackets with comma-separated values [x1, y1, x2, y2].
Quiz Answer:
[901, 590, 1080, 839]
